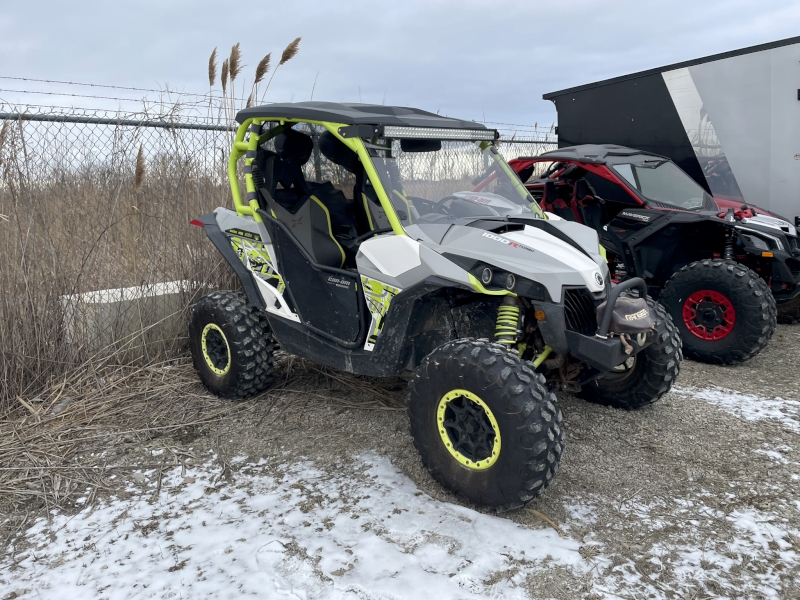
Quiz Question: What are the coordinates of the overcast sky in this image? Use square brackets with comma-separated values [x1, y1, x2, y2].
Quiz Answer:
[1, 0, 798, 135]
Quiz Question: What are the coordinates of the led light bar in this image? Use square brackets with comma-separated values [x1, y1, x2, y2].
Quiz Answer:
[381, 126, 497, 141]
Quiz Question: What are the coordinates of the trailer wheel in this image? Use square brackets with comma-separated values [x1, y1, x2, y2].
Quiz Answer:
[188, 291, 275, 399]
[659, 260, 776, 364]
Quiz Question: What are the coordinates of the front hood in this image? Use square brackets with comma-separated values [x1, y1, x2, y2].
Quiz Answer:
[426, 221, 607, 302]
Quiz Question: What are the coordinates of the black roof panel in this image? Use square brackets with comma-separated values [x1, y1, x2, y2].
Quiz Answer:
[235, 101, 488, 129]
[544, 35, 800, 99]
[519, 144, 666, 164]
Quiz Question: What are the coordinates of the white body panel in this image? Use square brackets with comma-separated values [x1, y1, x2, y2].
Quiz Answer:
[359, 235, 422, 277]
[503, 227, 605, 293]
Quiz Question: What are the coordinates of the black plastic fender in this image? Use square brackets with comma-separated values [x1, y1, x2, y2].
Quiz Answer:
[533, 302, 569, 355]
[196, 212, 266, 309]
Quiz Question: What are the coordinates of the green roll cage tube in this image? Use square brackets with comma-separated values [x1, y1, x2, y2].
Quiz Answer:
[228, 118, 407, 237]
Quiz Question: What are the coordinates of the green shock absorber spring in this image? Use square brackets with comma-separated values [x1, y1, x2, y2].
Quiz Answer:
[495, 300, 520, 348]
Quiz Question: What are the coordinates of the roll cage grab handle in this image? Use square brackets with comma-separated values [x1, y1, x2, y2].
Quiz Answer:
[228, 118, 407, 237]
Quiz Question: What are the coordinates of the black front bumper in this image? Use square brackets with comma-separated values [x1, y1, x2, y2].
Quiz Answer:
[536, 277, 655, 371]
[566, 330, 652, 371]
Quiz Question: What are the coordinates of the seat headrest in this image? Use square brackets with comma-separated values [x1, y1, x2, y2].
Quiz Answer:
[319, 131, 359, 173]
[543, 180, 557, 202]
[274, 129, 313, 166]
[574, 178, 596, 199]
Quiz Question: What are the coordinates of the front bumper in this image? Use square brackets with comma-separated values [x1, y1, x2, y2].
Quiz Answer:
[566, 329, 653, 371]
[536, 277, 658, 371]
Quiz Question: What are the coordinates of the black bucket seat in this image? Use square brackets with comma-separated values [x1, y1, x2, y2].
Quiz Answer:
[255, 129, 348, 268]
[319, 131, 392, 233]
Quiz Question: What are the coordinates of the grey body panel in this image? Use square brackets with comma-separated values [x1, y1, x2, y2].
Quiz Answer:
[357, 221, 606, 304]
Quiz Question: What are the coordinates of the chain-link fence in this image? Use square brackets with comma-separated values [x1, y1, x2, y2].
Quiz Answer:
[0, 103, 555, 406]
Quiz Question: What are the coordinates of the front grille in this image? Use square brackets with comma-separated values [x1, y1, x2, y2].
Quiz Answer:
[788, 236, 798, 252]
[563, 288, 597, 336]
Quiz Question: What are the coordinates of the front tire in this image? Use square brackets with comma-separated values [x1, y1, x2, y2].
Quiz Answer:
[188, 291, 275, 399]
[407, 338, 564, 511]
[579, 300, 682, 409]
[659, 259, 776, 364]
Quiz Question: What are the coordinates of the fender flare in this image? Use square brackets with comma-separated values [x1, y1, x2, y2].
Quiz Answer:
[196, 212, 266, 309]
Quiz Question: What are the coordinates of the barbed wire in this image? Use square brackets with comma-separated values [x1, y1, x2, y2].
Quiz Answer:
[481, 120, 556, 131]
[0, 102, 224, 126]
[0, 77, 557, 134]
[0, 75, 250, 102]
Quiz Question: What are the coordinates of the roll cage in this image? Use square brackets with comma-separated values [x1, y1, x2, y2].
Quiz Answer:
[227, 102, 502, 242]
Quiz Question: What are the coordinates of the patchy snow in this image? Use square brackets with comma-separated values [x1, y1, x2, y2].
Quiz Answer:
[564, 492, 800, 599]
[2, 454, 583, 599]
[673, 385, 800, 432]
[755, 446, 791, 465]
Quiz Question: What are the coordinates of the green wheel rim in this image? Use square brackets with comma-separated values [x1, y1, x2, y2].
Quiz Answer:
[201, 323, 231, 376]
[437, 389, 501, 471]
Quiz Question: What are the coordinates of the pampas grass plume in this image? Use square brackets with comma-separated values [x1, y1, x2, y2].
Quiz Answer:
[280, 37, 301, 65]
[134, 145, 145, 189]
[208, 48, 217, 87]
[229, 43, 243, 81]
[221, 58, 229, 95]
[254, 53, 271, 85]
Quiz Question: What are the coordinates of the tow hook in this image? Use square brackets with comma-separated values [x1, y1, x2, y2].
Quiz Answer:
[620, 333, 633, 355]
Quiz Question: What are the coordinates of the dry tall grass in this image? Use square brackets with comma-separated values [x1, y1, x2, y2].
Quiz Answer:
[0, 108, 234, 410]
[0, 39, 307, 412]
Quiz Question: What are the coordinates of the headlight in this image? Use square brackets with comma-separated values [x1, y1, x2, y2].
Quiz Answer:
[468, 262, 548, 300]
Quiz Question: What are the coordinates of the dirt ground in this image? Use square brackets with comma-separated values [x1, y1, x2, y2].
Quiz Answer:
[2, 325, 800, 599]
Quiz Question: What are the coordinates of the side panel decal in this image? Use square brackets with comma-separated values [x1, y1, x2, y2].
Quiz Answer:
[361, 276, 402, 351]
[227, 230, 284, 292]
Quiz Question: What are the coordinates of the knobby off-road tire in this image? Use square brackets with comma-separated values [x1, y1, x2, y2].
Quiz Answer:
[407, 338, 564, 511]
[188, 291, 275, 400]
[659, 259, 776, 364]
[579, 299, 682, 410]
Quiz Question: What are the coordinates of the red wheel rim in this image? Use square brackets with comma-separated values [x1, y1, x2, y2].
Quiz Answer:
[682, 290, 736, 340]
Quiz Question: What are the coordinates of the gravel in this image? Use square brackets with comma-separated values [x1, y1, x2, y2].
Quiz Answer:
[2, 324, 799, 599]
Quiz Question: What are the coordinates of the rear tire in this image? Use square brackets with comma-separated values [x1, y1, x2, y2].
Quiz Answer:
[407, 338, 564, 511]
[188, 291, 275, 399]
[659, 259, 776, 364]
[579, 300, 682, 410]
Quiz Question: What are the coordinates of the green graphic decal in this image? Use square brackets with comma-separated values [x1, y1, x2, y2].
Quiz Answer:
[225, 228, 262, 242]
[361, 276, 402, 351]
[229, 235, 284, 292]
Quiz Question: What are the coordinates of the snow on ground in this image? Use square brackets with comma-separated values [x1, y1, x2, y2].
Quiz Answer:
[673, 385, 800, 433]
[2, 453, 583, 599]
[5, 383, 800, 599]
[562, 493, 800, 598]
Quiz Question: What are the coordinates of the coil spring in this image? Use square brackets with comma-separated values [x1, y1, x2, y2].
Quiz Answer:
[724, 230, 734, 260]
[495, 304, 520, 348]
